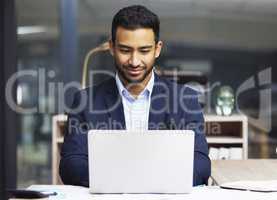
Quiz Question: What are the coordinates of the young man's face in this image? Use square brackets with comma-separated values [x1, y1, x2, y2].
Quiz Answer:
[110, 26, 162, 86]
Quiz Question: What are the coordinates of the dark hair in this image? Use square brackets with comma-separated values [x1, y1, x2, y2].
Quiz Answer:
[111, 5, 160, 43]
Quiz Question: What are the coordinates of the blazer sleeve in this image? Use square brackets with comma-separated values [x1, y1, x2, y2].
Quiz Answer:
[184, 89, 211, 186]
[59, 90, 89, 187]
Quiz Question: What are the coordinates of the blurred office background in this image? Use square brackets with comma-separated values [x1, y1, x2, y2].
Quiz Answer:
[2, 0, 277, 189]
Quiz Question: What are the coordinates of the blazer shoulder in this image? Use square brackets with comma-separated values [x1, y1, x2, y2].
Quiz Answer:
[181, 85, 200, 95]
[70, 77, 116, 106]
[78, 77, 116, 96]
[156, 75, 199, 96]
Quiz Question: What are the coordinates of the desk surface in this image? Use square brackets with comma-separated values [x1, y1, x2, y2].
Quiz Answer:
[28, 185, 277, 200]
[211, 159, 277, 185]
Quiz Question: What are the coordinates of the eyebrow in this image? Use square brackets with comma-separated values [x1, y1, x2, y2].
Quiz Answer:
[117, 44, 153, 50]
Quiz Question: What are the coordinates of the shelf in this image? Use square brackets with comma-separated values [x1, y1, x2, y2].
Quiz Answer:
[204, 114, 247, 122]
[54, 113, 246, 127]
[207, 137, 243, 144]
[57, 136, 242, 144]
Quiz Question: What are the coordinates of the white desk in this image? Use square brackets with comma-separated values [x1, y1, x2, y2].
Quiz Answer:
[28, 185, 277, 200]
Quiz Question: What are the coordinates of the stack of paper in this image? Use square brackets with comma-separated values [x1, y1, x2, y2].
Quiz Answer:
[220, 180, 277, 192]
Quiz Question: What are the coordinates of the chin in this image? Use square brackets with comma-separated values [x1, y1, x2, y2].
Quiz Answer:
[123, 72, 145, 83]
[126, 77, 145, 84]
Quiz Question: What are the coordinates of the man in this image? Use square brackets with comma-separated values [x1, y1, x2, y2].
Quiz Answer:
[60, 5, 211, 187]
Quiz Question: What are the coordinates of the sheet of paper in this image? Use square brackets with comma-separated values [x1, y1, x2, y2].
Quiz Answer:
[220, 180, 277, 192]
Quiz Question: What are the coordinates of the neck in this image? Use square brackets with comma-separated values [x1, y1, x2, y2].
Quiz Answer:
[120, 72, 152, 98]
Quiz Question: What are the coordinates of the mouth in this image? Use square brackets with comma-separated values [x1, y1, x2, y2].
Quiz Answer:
[125, 67, 144, 77]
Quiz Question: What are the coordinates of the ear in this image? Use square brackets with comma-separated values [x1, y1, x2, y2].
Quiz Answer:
[109, 39, 114, 56]
[154, 41, 163, 58]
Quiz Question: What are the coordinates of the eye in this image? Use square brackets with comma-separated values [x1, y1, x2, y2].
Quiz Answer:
[140, 49, 150, 54]
[119, 49, 131, 54]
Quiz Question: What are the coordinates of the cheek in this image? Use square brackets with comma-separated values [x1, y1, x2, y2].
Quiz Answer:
[144, 54, 156, 65]
[115, 54, 129, 65]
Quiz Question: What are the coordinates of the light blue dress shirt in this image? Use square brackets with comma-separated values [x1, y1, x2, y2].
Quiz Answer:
[115, 71, 155, 131]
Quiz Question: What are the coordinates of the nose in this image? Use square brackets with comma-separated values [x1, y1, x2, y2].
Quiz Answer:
[128, 52, 140, 67]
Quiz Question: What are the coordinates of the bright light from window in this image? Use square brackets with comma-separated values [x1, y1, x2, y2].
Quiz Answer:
[17, 85, 23, 105]
[17, 26, 46, 35]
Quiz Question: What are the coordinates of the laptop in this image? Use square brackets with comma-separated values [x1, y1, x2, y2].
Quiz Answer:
[88, 130, 195, 194]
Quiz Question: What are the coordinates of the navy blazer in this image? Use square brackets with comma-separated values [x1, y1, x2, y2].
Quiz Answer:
[60, 73, 211, 187]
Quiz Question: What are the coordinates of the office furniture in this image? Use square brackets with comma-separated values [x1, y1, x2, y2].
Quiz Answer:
[52, 114, 67, 185]
[52, 113, 248, 184]
[204, 114, 248, 160]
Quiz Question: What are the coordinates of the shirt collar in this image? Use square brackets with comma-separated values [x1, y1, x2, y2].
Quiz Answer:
[115, 70, 155, 101]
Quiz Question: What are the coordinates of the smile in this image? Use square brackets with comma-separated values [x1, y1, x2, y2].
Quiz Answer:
[126, 67, 144, 76]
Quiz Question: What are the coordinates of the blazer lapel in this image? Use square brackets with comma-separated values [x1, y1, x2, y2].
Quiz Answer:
[103, 78, 126, 130]
[148, 74, 169, 130]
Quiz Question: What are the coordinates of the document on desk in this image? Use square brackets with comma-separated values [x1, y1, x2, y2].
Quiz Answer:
[28, 185, 277, 200]
[220, 180, 277, 192]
